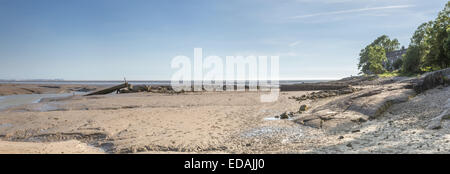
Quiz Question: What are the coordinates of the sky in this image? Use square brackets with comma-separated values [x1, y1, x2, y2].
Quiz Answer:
[0, 0, 447, 80]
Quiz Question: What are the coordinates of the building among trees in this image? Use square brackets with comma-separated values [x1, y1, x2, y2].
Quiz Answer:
[384, 47, 407, 71]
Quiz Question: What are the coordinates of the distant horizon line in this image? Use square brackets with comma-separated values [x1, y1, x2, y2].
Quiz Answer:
[0, 78, 340, 82]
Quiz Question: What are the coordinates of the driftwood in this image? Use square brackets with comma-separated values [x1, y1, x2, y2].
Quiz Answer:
[85, 82, 129, 96]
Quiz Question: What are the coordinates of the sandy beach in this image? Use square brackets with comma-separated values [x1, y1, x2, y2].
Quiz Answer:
[0, 73, 449, 154]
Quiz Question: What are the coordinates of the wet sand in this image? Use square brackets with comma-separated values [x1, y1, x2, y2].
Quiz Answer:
[0, 140, 103, 154]
[0, 83, 103, 96]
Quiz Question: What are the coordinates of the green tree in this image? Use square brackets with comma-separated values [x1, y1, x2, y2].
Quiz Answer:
[402, 46, 422, 73]
[358, 35, 400, 74]
[367, 45, 387, 74]
[371, 35, 400, 52]
[446, 27, 450, 59]
[402, 22, 432, 73]
[424, 2, 450, 70]
[402, 2, 450, 73]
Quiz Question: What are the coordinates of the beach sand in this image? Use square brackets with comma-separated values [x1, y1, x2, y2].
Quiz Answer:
[0, 80, 449, 154]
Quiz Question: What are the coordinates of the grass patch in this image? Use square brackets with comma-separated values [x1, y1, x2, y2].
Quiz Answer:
[377, 70, 420, 78]
[378, 71, 400, 78]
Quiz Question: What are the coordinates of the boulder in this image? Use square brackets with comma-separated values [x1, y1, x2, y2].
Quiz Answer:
[299, 105, 308, 112]
[413, 68, 450, 93]
[427, 98, 450, 129]
[279, 112, 289, 119]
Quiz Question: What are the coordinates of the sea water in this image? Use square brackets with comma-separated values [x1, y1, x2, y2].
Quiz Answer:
[0, 92, 86, 111]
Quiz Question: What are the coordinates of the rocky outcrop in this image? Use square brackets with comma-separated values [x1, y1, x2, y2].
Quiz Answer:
[413, 68, 450, 93]
[280, 75, 379, 91]
[289, 85, 358, 101]
[346, 85, 415, 119]
[289, 68, 450, 132]
[292, 83, 416, 132]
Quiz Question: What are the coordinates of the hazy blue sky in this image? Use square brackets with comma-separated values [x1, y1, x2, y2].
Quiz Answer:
[0, 0, 447, 80]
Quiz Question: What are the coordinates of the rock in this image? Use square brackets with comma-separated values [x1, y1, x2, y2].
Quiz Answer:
[351, 129, 360, 133]
[318, 115, 335, 120]
[338, 136, 344, 139]
[340, 87, 354, 94]
[290, 86, 359, 101]
[427, 109, 449, 130]
[427, 98, 450, 129]
[279, 112, 289, 119]
[347, 87, 415, 119]
[346, 143, 352, 148]
[289, 69, 448, 133]
[413, 68, 450, 93]
[350, 116, 368, 123]
[302, 118, 322, 128]
[299, 105, 308, 112]
[329, 91, 337, 96]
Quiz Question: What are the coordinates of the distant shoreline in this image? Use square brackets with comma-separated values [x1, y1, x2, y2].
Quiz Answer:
[0, 80, 332, 86]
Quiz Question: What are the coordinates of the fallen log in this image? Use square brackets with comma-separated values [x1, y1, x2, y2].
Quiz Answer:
[85, 82, 129, 96]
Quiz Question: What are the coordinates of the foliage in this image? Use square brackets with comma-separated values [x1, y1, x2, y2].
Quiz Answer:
[402, 2, 450, 73]
[366, 45, 387, 74]
[358, 35, 400, 74]
[402, 45, 422, 73]
[392, 56, 403, 70]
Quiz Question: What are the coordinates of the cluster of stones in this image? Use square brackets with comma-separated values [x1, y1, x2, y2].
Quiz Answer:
[275, 104, 308, 119]
[289, 85, 357, 101]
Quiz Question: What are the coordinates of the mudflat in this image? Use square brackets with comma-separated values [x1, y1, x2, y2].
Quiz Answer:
[0, 83, 103, 96]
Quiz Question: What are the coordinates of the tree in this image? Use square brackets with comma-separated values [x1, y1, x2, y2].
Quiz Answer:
[367, 45, 387, 74]
[446, 27, 450, 60]
[402, 2, 450, 73]
[424, 2, 450, 70]
[402, 46, 422, 73]
[358, 35, 400, 74]
[402, 22, 432, 73]
[371, 35, 400, 52]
